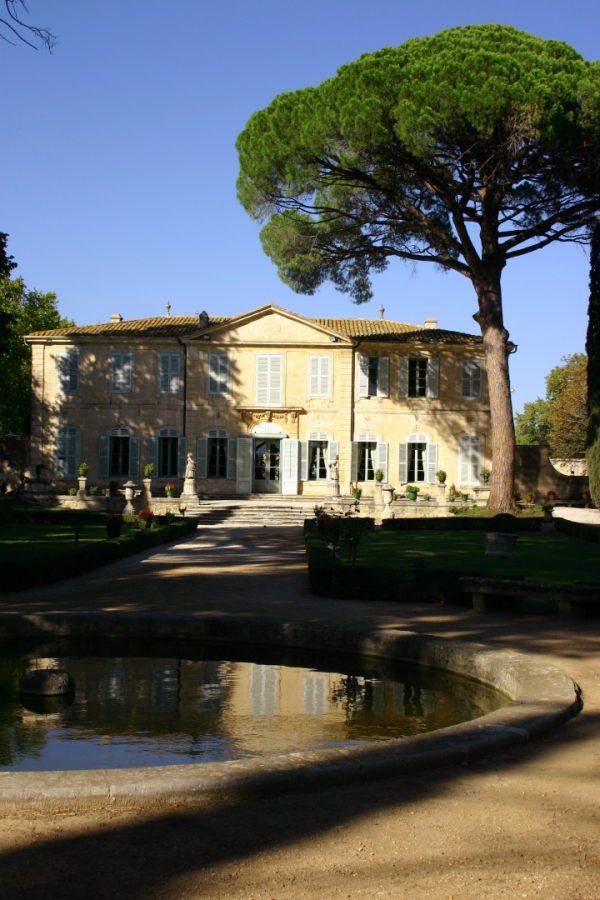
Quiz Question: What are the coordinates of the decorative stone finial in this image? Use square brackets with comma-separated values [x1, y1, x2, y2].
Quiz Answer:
[424, 316, 438, 329]
[379, 305, 385, 319]
[165, 301, 171, 318]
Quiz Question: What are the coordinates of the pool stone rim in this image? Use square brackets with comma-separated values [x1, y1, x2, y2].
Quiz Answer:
[0, 613, 580, 809]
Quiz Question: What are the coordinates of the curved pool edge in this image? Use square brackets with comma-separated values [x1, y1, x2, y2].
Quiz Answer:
[0, 613, 580, 809]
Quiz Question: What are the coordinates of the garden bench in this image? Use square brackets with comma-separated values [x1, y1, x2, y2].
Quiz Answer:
[460, 576, 600, 618]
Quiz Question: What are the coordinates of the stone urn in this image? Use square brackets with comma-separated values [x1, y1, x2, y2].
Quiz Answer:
[123, 480, 138, 515]
[381, 484, 395, 520]
[483, 532, 518, 559]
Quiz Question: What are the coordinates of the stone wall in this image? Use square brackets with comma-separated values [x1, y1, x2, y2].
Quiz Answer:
[0, 435, 31, 491]
[515, 445, 589, 504]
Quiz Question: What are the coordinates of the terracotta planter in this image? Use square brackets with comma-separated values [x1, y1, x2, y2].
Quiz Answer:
[483, 532, 518, 559]
[526, 494, 533, 504]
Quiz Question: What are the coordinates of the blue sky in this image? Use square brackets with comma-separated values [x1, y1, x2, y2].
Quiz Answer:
[2, 1, 598, 412]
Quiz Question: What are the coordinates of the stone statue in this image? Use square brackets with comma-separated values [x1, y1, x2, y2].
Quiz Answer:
[184, 452, 196, 481]
[325, 454, 341, 499]
[328, 454, 339, 483]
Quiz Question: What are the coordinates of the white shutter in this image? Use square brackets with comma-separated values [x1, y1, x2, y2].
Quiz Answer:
[350, 441, 359, 483]
[98, 436, 110, 478]
[227, 438, 237, 480]
[219, 354, 230, 394]
[160, 354, 170, 394]
[458, 435, 471, 484]
[129, 437, 140, 477]
[376, 442, 388, 481]
[236, 437, 253, 493]
[269, 355, 282, 407]
[111, 353, 120, 392]
[426, 443, 438, 483]
[208, 354, 220, 394]
[256, 355, 269, 405]
[281, 439, 299, 494]
[299, 440, 309, 481]
[170, 354, 180, 394]
[377, 357, 389, 398]
[471, 361, 482, 398]
[470, 436, 482, 484]
[358, 355, 369, 397]
[328, 441, 339, 464]
[398, 443, 408, 483]
[309, 357, 320, 396]
[320, 356, 330, 396]
[147, 436, 158, 472]
[177, 436, 187, 478]
[398, 357, 409, 398]
[196, 437, 208, 479]
[426, 358, 439, 399]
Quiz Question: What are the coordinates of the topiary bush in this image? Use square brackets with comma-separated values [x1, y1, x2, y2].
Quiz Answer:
[106, 514, 123, 539]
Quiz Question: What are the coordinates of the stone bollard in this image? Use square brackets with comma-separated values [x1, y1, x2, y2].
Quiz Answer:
[123, 480, 138, 515]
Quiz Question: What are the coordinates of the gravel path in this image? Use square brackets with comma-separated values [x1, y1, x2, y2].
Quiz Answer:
[1, 525, 599, 900]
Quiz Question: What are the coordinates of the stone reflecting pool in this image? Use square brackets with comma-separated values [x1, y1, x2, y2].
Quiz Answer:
[0, 638, 507, 771]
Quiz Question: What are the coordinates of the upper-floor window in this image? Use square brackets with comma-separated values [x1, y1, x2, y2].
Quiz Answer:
[461, 360, 483, 398]
[159, 353, 180, 394]
[308, 356, 331, 397]
[398, 357, 439, 398]
[358, 356, 389, 398]
[208, 353, 230, 395]
[58, 350, 79, 394]
[111, 352, 132, 393]
[256, 354, 282, 407]
[55, 426, 79, 476]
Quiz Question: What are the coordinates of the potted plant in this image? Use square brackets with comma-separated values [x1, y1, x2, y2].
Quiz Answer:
[375, 469, 384, 483]
[483, 514, 519, 559]
[583, 489, 591, 507]
[461, 492, 469, 502]
[165, 482, 176, 498]
[352, 485, 362, 500]
[480, 469, 491, 485]
[106, 514, 123, 539]
[447, 483, 457, 502]
[137, 509, 155, 530]
[68, 487, 77, 496]
[108, 480, 119, 497]
[423, 493, 431, 502]
[547, 489, 556, 503]
[525, 490, 534, 504]
[89, 485, 99, 496]
[143, 463, 155, 501]
[436, 470, 447, 484]
[406, 484, 420, 501]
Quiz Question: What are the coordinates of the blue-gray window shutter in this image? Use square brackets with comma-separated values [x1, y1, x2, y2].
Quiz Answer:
[197, 437, 207, 479]
[129, 437, 140, 477]
[227, 438, 237, 480]
[159, 355, 170, 393]
[177, 436, 187, 478]
[56, 430, 67, 476]
[66, 429, 78, 476]
[147, 436, 158, 472]
[98, 436, 110, 478]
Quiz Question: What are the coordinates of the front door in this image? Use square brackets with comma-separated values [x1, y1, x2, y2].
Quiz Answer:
[253, 439, 281, 493]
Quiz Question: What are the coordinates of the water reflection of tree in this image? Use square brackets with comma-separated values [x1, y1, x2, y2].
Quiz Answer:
[0, 659, 47, 767]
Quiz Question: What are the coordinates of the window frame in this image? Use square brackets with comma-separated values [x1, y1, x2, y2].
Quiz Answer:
[460, 359, 483, 399]
[159, 353, 181, 395]
[58, 349, 80, 395]
[55, 426, 79, 477]
[208, 353, 230, 396]
[308, 355, 332, 398]
[111, 351, 133, 394]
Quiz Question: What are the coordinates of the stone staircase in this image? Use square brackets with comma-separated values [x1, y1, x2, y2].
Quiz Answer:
[183, 497, 323, 527]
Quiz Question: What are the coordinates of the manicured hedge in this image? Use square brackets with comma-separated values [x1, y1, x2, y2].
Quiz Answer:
[7, 507, 111, 527]
[554, 516, 600, 545]
[380, 515, 544, 532]
[1, 518, 198, 592]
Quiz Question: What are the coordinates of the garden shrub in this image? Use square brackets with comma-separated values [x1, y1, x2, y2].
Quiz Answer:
[106, 514, 123, 539]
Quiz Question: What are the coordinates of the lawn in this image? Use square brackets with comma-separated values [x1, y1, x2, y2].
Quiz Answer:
[0, 523, 110, 565]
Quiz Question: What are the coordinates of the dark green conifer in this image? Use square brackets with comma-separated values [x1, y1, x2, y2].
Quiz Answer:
[586, 223, 600, 507]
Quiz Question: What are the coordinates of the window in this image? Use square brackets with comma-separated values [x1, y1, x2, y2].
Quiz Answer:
[407, 443, 426, 481]
[111, 352, 132, 393]
[110, 428, 130, 476]
[351, 433, 388, 483]
[308, 356, 331, 397]
[255, 355, 282, 406]
[398, 435, 438, 483]
[58, 350, 79, 394]
[299, 434, 338, 482]
[159, 354, 180, 394]
[158, 428, 179, 478]
[55, 426, 78, 476]
[357, 441, 377, 481]
[207, 429, 227, 478]
[459, 435, 483, 484]
[461, 359, 483, 398]
[398, 357, 439, 398]
[309, 440, 328, 480]
[208, 354, 230, 395]
[358, 356, 389, 398]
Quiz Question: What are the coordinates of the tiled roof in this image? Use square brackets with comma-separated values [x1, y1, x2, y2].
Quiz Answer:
[29, 313, 482, 344]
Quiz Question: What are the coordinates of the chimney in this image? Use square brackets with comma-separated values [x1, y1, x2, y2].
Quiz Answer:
[423, 316, 438, 330]
[165, 301, 171, 318]
[110, 313, 123, 323]
[198, 310, 209, 329]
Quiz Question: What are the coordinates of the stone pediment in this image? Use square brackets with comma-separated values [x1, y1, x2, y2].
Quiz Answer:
[185, 304, 353, 346]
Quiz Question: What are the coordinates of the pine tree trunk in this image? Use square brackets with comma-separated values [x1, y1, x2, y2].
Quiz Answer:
[474, 276, 517, 513]
[586, 223, 600, 509]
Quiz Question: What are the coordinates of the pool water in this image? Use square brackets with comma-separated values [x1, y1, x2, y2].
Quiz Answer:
[0, 639, 507, 771]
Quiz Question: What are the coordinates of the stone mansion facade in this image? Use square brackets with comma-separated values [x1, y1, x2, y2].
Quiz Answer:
[25, 303, 493, 497]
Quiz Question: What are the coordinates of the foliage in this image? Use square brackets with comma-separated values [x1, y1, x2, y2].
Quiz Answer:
[108, 481, 119, 497]
[435, 470, 446, 483]
[237, 24, 600, 511]
[144, 463, 155, 478]
[68, 487, 77, 496]
[106, 515, 123, 539]
[515, 354, 588, 456]
[137, 509, 155, 522]
[0, 274, 74, 434]
[78, 463, 89, 477]
[587, 222, 600, 508]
